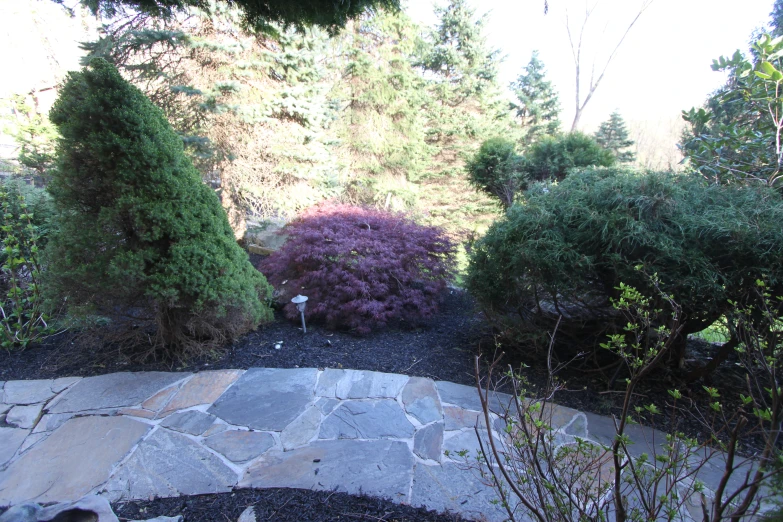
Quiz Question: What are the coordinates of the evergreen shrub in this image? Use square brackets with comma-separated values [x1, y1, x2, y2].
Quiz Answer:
[466, 137, 525, 208]
[466, 167, 783, 357]
[524, 132, 615, 182]
[259, 203, 456, 333]
[44, 58, 273, 355]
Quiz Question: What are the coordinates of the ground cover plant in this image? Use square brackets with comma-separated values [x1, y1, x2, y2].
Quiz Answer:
[43, 58, 273, 356]
[259, 203, 456, 334]
[466, 167, 783, 370]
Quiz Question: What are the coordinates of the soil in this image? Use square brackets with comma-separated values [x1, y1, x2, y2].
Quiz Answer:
[111, 488, 466, 522]
[0, 287, 775, 521]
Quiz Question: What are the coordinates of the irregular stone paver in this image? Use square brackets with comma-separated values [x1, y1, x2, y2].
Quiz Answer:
[142, 386, 179, 412]
[50, 377, 81, 394]
[414, 422, 444, 462]
[160, 410, 216, 436]
[0, 403, 10, 415]
[159, 370, 243, 415]
[436, 381, 512, 414]
[202, 423, 228, 437]
[240, 439, 414, 500]
[208, 368, 317, 431]
[203, 430, 275, 463]
[32, 413, 74, 434]
[0, 427, 29, 467]
[18, 432, 48, 454]
[49, 373, 189, 414]
[315, 397, 339, 415]
[411, 462, 511, 522]
[442, 429, 496, 461]
[564, 412, 588, 438]
[281, 406, 321, 450]
[319, 400, 414, 440]
[5, 404, 43, 429]
[0, 416, 150, 504]
[119, 408, 156, 419]
[543, 403, 581, 430]
[315, 369, 408, 399]
[402, 377, 442, 425]
[2, 380, 55, 405]
[104, 428, 236, 501]
[444, 406, 482, 430]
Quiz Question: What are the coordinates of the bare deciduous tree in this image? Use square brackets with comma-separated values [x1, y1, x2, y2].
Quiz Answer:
[566, 0, 653, 131]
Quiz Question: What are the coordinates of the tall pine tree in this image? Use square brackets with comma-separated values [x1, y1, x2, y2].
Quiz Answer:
[594, 111, 635, 163]
[510, 50, 561, 145]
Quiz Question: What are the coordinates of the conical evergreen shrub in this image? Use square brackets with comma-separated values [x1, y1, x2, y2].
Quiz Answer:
[45, 58, 273, 354]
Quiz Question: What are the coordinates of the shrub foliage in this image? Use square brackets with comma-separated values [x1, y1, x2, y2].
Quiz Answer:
[525, 132, 615, 182]
[466, 137, 525, 208]
[466, 167, 783, 361]
[260, 204, 456, 333]
[45, 58, 273, 354]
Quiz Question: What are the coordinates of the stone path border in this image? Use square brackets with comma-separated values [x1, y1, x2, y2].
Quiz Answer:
[0, 369, 757, 521]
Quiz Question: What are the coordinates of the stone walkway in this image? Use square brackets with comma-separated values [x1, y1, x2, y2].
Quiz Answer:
[0, 368, 753, 521]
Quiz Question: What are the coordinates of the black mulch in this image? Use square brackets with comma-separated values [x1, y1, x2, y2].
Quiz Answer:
[0, 289, 490, 387]
[111, 488, 466, 522]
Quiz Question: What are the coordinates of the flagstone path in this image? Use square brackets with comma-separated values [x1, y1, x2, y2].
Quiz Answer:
[0, 368, 752, 521]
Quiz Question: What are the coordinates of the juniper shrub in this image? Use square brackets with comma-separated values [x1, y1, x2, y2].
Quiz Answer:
[260, 203, 456, 334]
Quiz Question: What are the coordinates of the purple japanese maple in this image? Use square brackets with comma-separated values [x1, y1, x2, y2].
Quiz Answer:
[259, 203, 456, 334]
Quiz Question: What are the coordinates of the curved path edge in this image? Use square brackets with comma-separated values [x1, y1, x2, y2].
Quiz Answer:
[0, 368, 746, 521]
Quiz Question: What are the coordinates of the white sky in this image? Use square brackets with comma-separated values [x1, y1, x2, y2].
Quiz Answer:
[405, 0, 776, 132]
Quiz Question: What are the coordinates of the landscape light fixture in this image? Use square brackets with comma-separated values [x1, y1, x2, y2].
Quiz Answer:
[291, 294, 309, 333]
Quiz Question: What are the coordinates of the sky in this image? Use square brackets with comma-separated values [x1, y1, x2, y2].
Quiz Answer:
[405, 0, 777, 132]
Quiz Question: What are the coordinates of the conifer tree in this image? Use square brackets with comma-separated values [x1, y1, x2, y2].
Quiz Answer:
[594, 111, 635, 163]
[510, 51, 561, 145]
[45, 58, 273, 354]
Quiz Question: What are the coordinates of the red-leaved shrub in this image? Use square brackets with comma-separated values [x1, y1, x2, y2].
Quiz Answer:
[259, 203, 456, 333]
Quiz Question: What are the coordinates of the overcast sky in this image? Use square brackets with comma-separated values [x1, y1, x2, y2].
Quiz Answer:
[405, 0, 776, 132]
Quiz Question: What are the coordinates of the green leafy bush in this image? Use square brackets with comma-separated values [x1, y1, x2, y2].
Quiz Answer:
[1, 180, 52, 349]
[524, 132, 615, 182]
[466, 167, 783, 361]
[44, 58, 273, 355]
[466, 137, 525, 208]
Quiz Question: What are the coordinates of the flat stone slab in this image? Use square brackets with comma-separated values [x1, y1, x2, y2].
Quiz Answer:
[315, 369, 408, 399]
[414, 422, 444, 462]
[104, 428, 237, 501]
[2, 380, 55, 405]
[51, 377, 81, 394]
[281, 406, 321, 450]
[0, 416, 150, 504]
[0, 427, 29, 467]
[208, 368, 317, 431]
[436, 381, 512, 414]
[319, 400, 414, 440]
[6, 404, 43, 429]
[240, 439, 414, 500]
[203, 430, 275, 463]
[159, 370, 244, 415]
[402, 377, 442, 425]
[49, 373, 189, 414]
[32, 413, 74, 434]
[411, 462, 511, 522]
[160, 410, 216, 436]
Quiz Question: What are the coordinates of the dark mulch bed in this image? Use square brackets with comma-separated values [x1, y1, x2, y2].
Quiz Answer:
[111, 488, 465, 522]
